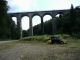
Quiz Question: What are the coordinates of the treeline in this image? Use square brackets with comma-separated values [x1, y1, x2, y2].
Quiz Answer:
[0, 0, 19, 40]
[25, 4, 80, 38]
[56, 4, 80, 38]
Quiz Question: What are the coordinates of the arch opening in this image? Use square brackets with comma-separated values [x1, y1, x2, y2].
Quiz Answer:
[32, 15, 41, 26]
[12, 17, 17, 25]
[55, 12, 64, 32]
[43, 15, 52, 22]
[55, 12, 64, 18]
[21, 16, 29, 37]
[43, 15, 52, 35]
[32, 15, 41, 35]
[21, 16, 29, 30]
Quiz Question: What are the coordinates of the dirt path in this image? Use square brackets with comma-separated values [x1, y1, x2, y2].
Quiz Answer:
[0, 40, 18, 44]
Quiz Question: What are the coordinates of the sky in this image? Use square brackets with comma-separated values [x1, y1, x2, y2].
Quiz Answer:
[7, 0, 80, 30]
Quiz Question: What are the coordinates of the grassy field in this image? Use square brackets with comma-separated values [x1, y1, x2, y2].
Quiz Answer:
[0, 37, 80, 60]
[0, 41, 17, 51]
[19, 39, 80, 60]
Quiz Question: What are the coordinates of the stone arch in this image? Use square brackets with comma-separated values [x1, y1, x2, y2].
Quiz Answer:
[9, 14, 17, 25]
[32, 15, 41, 26]
[30, 13, 41, 27]
[31, 14, 41, 35]
[12, 17, 17, 25]
[43, 13, 52, 18]
[55, 12, 64, 18]
[43, 13, 52, 22]
[31, 13, 41, 18]
[42, 13, 53, 34]
[57, 12, 64, 14]
[21, 13, 29, 19]
[9, 14, 17, 17]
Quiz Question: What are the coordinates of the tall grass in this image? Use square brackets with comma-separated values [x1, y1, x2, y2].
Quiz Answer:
[19, 35, 51, 42]
[19, 34, 72, 42]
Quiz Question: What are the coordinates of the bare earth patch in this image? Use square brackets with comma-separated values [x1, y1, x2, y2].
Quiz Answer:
[0, 41, 80, 60]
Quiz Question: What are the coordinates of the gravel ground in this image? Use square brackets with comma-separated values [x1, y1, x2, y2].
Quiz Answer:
[0, 42, 80, 60]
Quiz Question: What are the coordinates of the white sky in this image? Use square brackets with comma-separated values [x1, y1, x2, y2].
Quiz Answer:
[7, 0, 80, 30]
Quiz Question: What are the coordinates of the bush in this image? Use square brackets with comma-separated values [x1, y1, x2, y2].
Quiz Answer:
[72, 33, 80, 39]
[54, 34, 71, 39]
[19, 34, 72, 42]
[19, 35, 50, 42]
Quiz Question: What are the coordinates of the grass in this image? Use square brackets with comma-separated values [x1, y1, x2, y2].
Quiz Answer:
[19, 34, 80, 60]
[19, 34, 72, 42]
[19, 36, 80, 60]
[0, 41, 17, 51]
[0, 35, 80, 60]
[19, 35, 50, 42]
[19, 38, 80, 60]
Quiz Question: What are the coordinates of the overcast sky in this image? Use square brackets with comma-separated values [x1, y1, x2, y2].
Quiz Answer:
[7, 0, 80, 30]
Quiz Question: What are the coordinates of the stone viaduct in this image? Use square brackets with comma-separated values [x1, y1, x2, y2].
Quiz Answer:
[9, 9, 70, 38]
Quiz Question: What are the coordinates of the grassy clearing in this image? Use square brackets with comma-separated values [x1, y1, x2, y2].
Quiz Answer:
[20, 39, 80, 60]
[0, 35, 80, 60]
[0, 41, 17, 51]
[19, 35, 80, 60]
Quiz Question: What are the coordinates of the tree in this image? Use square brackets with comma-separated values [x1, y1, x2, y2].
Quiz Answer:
[44, 19, 53, 34]
[75, 6, 80, 10]
[22, 30, 28, 37]
[70, 4, 76, 28]
[0, 0, 9, 39]
[0, 0, 19, 39]
[33, 24, 41, 35]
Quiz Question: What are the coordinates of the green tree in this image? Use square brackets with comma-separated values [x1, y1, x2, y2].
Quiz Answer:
[70, 4, 76, 31]
[22, 30, 28, 37]
[33, 24, 41, 35]
[0, 0, 19, 39]
[0, 0, 9, 39]
[44, 19, 53, 34]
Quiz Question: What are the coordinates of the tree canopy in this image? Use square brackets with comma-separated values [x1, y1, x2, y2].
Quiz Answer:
[0, 0, 19, 39]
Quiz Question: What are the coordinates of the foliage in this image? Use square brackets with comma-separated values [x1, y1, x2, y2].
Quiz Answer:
[22, 30, 28, 37]
[32, 19, 53, 35]
[0, 0, 19, 39]
[54, 34, 71, 39]
[44, 19, 53, 34]
[20, 35, 51, 42]
[10, 20, 19, 39]
[72, 32, 80, 39]
[20, 34, 72, 42]
[0, 0, 9, 39]
[33, 24, 41, 35]
[56, 4, 80, 37]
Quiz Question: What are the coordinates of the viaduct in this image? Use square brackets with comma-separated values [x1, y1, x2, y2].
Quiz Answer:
[9, 9, 70, 38]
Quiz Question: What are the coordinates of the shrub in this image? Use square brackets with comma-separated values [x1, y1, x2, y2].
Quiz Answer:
[19, 34, 73, 42]
[19, 35, 50, 42]
[72, 33, 80, 39]
[54, 34, 71, 39]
